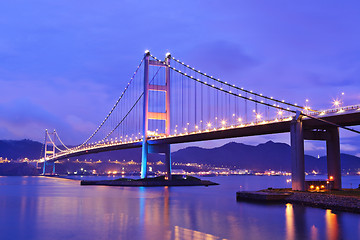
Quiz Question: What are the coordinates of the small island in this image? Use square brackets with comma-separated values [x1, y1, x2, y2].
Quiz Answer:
[80, 175, 219, 187]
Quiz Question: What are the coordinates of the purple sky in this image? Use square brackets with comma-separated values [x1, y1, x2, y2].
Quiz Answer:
[1, 1, 360, 156]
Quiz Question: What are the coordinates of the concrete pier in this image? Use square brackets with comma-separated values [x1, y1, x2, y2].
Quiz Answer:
[326, 127, 341, 189]
[290, 114, 305, 191]
[291, 111, 342, 191]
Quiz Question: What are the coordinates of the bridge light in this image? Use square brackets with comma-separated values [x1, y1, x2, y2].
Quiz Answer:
[207, 122, 212, 128]
[256, 114, 262, 120]
[221, 120, 226, 125]
[332, 99, 341, 108]
[237, 118, 242, 122]
[144, 50, 150, 54]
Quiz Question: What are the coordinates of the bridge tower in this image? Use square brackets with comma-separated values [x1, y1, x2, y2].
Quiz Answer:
[141, 51, 172, 179]
[291, 112, 341, 190]
[42, 129, 56, 175]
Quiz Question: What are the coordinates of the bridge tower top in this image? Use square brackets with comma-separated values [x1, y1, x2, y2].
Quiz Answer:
[141, 52, 172, 178]
[142, 51, 171, 139]
[42, 129, 56, 175]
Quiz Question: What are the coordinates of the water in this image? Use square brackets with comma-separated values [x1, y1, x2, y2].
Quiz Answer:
[0, 175, 359, 240]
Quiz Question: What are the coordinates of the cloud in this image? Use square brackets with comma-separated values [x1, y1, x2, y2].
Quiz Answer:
[0, 77, 112, 144]
[304, 142, 325, 151]
[340, 143, 357, 152]
[187, 41, 258, 76]
[65, 115, 96, 133]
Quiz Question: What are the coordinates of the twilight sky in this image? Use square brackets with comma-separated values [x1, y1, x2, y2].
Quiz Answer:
[0, 1, 359, 156]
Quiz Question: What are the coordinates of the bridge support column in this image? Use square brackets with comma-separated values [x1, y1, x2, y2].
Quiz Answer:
[52, 162, 56, 175]
[42, 162, 46, 175]
[290, 112, 305, 191]
[141, 51, 150, 179]
[42, 129, 56, 175]
[165, 145, 171, 180]
[326, 127, 341, 189]
[141, 141, 149, 178]
[148, 144, 172, 180]
[141, 52, 172, 179]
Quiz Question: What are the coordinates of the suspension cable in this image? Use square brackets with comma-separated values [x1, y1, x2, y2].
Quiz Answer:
[150, 55, 297, 114]
[79, 57, 145, 147]
[54, 130, 70, 150]
[101, 66, 163, 141]
[170, 56, 316, 112]
[46, 132, 63, 152]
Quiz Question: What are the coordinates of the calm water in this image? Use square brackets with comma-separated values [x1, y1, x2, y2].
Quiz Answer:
[0, 175, 359, 240]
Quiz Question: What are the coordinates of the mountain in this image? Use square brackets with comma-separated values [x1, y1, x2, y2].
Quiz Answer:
[0, 139, 43, 160]
[172, 141, 294, 171]
[1, 139, 359, 173]
[171, 141, 360, 172]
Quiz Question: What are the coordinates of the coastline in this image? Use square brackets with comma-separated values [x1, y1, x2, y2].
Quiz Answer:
[237, 188, 360, 213]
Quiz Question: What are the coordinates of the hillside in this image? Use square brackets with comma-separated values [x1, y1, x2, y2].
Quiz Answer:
[0, 139, 43, 160]
[1, 139, 359, 173]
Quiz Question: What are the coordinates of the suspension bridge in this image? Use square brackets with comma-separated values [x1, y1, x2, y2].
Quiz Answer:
[40, 51, 360, 191]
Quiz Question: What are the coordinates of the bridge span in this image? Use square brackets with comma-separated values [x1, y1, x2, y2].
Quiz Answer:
[40, 51, 360, 191]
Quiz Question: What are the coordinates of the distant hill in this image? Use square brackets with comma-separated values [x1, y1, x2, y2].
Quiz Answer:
[1, 139, 359, 173]
[0, 139, 43, 160]
[172, 141, 360, 173]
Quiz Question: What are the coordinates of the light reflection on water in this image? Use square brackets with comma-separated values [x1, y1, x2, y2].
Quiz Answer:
[0, 176, 359, 240]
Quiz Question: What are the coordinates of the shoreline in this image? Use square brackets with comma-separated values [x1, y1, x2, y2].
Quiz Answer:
[237, 188, 360, 214]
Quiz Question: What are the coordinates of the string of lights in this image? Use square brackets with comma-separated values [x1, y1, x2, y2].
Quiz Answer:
[79, 57, 145, 147]
[101, 65, 163, 142]
[170, 56, 317, 112]
[150, 55, 297, 114]
[54, 130, 70, 150]
[46, 131, 63, 152]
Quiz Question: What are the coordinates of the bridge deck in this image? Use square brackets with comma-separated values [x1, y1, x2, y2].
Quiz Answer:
[48, 109, 360, 161]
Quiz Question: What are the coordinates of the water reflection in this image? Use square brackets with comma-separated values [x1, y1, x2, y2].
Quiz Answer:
[285, 204, 295, 240]
[174, 226, 225, 240]
[325, 209, 342, 240]
[0, 176, 359, 240]
[285, 202, 348, 240]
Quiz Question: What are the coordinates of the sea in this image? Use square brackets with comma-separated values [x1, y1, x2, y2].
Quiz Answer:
[0, 175, 359, 240]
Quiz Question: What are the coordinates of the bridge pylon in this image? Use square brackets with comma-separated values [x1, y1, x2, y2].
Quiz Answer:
[141, 51, 172, 179]
[42, 129, 56, 175]
[291, 111, 342, 191]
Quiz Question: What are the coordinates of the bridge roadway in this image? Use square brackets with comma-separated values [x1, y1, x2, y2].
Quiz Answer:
[49, 108, 360, 162]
